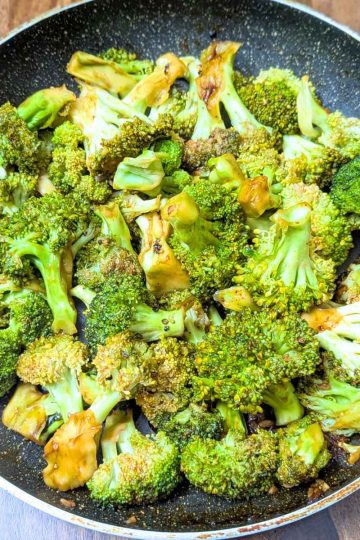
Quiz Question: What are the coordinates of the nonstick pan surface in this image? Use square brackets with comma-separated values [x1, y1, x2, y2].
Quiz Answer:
[0, 1, 359, 538]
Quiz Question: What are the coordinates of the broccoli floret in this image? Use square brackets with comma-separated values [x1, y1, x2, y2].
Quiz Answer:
[0, 102, 48, 174]
[161, 169, 193, 195]
[48, 122, 112, 204]
[75, 201, 139, 290]
[193, 309, 320, 413]
[183, 128, 242, 172]
[0, 192, 91, 334]
[136, 212, 190, 295]
[303, 301, 360, 384]
[279, 134, 345, 188]
[16, 334, 88, 421]
[152, 138, 183, 175]
[0, 171, 38, 215]
[300, 376, 360, 436]
[84, 273, 185, 352]
[336, 262, 360, 304]
[235, 204, 336, 312]
[17, 85, 76, 130]
[161, 191, 247, 301]
[276, 416, 331, 488]
[330, 156, 360, 215]
[156, 403, 224, 451]
[100, 48, 154, 78]
[136, 337, 195, 425]
[237, 129, 282, 179]
[2, 383, 62, 445]
[181, 420, 277, 499]
[281, 182, 352, 266]
[87, 408, 180, 504]
[113, 149, 165, 194]
[297, 77, 360, 159]
[263, 381, 304, 426]
[236, 68, 301, 135]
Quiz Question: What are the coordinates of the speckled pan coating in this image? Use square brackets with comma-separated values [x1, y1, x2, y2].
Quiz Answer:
[0, 0, 359, 537]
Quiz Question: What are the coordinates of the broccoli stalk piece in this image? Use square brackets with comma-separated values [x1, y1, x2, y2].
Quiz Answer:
[2, 383, 63, 445]
[117, 192, 161, 222]
[16, 335, 89, 422]
[136, 212, 190, 295]
[338, 441, 360, 465]
[235, 203, 336, 312]
[100, 48, 154, 78]
[213, 286, 254, 312]
[67, 51, 138, 96]
[17, 85, 76, 130]
[181, 405, 278, 499]
[113, 149, 165, 194]
[297, 77, 360, 159]
[300, 377, 360, 436]
[276, 416, 331, 488]
[263, 381, 304, 426]
[303, 301, 360, 383]
[83, 273, 185, 352]
[87, 408, 180, 504]
[330, 157, 360, 215]
[0, 192, 91, 334]
[336, 261, 360, 305]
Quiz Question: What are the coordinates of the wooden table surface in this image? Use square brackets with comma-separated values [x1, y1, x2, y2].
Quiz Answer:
[0, 0, 360, 539]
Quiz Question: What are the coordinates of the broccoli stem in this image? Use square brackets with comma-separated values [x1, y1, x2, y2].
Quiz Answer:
[263, 382, 304, 426]
[90, 390, 122, 424]
[216, 401, 246, 445]
[116, 409, 137, 455]
[95, 202, 135, 255]
[130, 304, 184, 341]
[208, 306, 223, 326]
[184, 307, 208, 344]
[296, 423, 325, 465]
[10, 239, 77, 334]
[101, 410, 125, 461]
[70, 285, 96, 308]
[46, 369, 83, 421]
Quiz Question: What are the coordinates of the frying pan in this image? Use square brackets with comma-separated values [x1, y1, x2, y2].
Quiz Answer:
[0, 0, 359, 538]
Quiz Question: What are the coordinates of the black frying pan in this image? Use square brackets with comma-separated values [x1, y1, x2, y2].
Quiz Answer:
[0, 1, 359, 537]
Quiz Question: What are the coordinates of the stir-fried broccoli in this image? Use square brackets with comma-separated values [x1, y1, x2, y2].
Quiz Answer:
[100, 48, 154, 78]
[17, 85, 76, 130]
[193, 309, 320, 412]
[276, 416, 331, 488]
[235, 204, 336, 312]
[181, 404, 278, 499]
[2, 383, 62, 445]
[88, 408, 181, 504]
[336, 262, 360, 304]
[16, 334, 88, 421]
[263, 381, 304, 426]
[300, 376, 360, 435]
[330, 156, 360, 215]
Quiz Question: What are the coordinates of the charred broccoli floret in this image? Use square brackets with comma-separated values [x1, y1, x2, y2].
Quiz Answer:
[276, 416, 331, 488]
[193, 309, 320, 413]
[235, 204, 336, 312]
[88, 408, 180, 504]
[16, 334, 88, 421]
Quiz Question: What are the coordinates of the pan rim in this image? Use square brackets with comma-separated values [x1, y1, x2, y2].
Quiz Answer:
[0, 0, 359, 538]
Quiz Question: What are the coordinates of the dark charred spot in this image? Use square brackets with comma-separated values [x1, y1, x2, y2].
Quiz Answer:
[164, 63, 170, 75]
[164, 325, 170, 332]
[153, 239, 162, 254]
[202, 83, 217, 105]
[162, 319, 169, 325]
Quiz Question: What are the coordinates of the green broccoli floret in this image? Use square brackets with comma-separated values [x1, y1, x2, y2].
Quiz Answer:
[300, 376, 360, 436]
[75, 201, 139, 290]
[0, 102, 48, 174]
[297, 77, 360, 159]
[193, 309, 320, 413]
[152, 138, 183, 175]
[2, 382, 63, 445]
[17, 85, 76, 130]
[155, 403, 224, 451]
[16, 334, 88, 421]
[235, 204, 336, 312]
[100, 48, 154, 78]
[0, 192, 91, 334]
[279, 134, 345, 188]
[263, 381, 304, 426]
[336, 262, 360, 304]
[303, 301, 360, 384]
[136, 212, 190, 295]
[0, 171, 38, 215]
[0, 288, 53, 397]
[161, 191, 247, 301]
[136, 337, 195, 425]
[276, 416, 331, 488]
[87, 408, 180, 504]
[161, 169, 193, 195]
[181, 407, 277, 499]
[48, 122, 111, 204]
[281, 182, 352, 265]
[330, 157, 360, 215]
[84, 273, 185, 352]
[236, 68, 302, 135]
